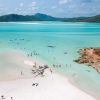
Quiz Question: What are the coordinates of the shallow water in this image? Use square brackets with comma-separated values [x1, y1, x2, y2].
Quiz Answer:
[0, 22, 100, 99]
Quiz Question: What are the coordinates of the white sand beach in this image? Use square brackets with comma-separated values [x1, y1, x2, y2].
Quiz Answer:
[0, 51, 96, 100]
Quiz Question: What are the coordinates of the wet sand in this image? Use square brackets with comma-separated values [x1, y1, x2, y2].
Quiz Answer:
[0, 50, 96, 100]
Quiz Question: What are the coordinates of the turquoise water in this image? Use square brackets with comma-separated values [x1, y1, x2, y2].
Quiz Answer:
[0, 22, 100, 99]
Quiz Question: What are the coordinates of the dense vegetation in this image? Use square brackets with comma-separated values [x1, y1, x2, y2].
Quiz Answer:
[0, 13, 57, 22]
[62, 15, 100, 23]
[0, 13, 100, 22]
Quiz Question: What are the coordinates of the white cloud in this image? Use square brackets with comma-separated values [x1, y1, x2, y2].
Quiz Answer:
[29, 1, 37, 13]
[59, 0, 69, 4]
[20, 3, 24, 7]
[51, 6, 57, 9]
[32, 1, 37, 6]
[31, 6, 37, 12]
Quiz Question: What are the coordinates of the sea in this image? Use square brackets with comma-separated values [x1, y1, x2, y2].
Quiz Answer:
[0, 21, 100, 99]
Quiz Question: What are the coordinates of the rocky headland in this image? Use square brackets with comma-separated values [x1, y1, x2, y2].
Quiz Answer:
[75, 48, 100, 73]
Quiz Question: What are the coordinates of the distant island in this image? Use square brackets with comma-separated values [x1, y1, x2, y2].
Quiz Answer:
[75, 48, 100, 73]
[0, 13, 100, 22]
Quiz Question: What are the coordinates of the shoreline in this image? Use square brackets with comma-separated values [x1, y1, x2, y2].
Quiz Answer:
[69, 75, 99, 100]
[0, 70, 96, 100]
[0, 52, 96, 100]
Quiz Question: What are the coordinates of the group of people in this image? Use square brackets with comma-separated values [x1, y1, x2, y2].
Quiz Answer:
[27, 51, 39, 57]
[52, 64, 62, 68]
[31, 64, 49, 77]
[32, 83, 39, 87]
[1, 95, 13, 100]
[52, 64, 71, 68]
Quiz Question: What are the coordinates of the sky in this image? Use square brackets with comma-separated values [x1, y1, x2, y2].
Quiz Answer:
[0, 0, 100, 17]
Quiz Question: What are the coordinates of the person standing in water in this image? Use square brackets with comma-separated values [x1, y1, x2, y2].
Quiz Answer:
[21, 71, 23, 75]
